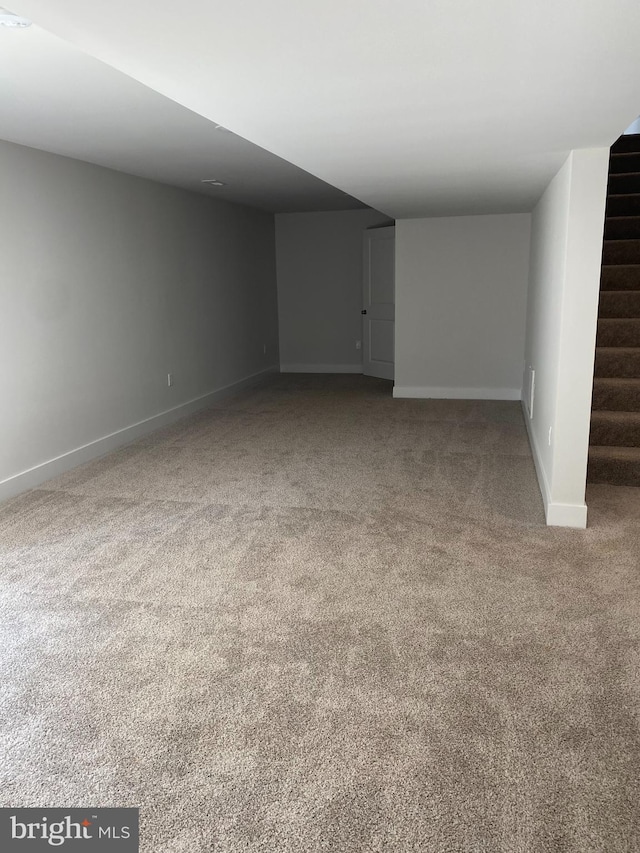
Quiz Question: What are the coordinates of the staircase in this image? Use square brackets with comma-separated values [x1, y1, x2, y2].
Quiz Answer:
[588, 133, 640, 486]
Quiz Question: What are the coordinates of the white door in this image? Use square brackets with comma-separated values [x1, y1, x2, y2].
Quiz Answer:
[362, 225, 395, 380]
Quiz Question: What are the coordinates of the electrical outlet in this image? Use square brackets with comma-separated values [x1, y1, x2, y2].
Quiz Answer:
[167, 373, 173, 387]
[355, 340, 362, 350]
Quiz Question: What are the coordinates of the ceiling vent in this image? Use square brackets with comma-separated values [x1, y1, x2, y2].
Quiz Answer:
[0, 7, 32, 27]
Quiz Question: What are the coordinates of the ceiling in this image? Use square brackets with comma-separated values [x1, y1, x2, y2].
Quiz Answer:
[0, 24, 365, 213]
[8, 1, 640, 218]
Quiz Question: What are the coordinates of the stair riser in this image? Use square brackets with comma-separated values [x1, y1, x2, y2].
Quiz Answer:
[611, 134, 640, 154]
[589, 139, 640, 486]
[590, 419, 640, 447]
[592, 384, 640, 412]
[602, 241, 640, 265]
[595, 349, 640, 378]
[598, 291, 640, 318]
[597, 320, 640, 347]
[600, 266, 640, 290]
[607, 195, 640, 216]
[588, 456, 640, 486]
[604, 217, 640, 240]
[609, 174, 640, 194]
[610, 154, 640, 174]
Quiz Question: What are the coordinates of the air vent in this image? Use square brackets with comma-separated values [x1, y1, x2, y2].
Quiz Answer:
[0, 7, 32, 27]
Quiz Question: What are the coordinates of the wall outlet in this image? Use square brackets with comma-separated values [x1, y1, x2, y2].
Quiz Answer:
[167, 373, 173, 387]
[355, 340, 362, 350]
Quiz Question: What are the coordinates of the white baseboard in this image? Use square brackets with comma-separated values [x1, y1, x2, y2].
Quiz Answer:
[545, 502, 587, 528]
[392, 385, 521, 400]
[0, 365, 278, 504]
[280, 363, 363, 374]
[521, 401, 587, 529]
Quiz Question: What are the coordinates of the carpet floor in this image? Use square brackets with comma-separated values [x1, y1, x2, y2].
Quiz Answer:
[1, 374, 639, 852]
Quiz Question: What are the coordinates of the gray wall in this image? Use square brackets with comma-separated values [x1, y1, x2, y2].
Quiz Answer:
[394, 213, 531, 399]
[275, 208, 392, 371]
[0, 139, 279, 498]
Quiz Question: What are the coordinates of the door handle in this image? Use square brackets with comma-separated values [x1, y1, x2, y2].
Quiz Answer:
[361, 309, 367, 315]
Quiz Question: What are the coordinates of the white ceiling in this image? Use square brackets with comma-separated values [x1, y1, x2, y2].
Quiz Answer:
[0, 24, 365, 213]
[9, 1, 640, 218]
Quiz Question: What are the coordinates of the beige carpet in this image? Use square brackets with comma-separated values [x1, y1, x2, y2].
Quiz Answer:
[1, 374, 639, 852]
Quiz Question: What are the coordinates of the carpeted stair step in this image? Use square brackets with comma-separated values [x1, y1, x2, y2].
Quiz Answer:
[595, 347, 640, 377]
[604, 216, 640, 240]
[590, 410, 640, 446]
[598, 290, 640, 318]
[608, 173, 640, 194]
[611, 134, 640, 154]
[602, 239, 640, 265]
[606, 194, 640, 216]
[588, 445, 640, 486]
[600, 264, 640, 290]
[592, 377, 640, 411]
[597, 318, 640, 347]
[609, 153, 640, 174]
[590, 136, 640, 487]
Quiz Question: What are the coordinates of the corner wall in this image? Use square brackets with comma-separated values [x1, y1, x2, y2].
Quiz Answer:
[523, 148, 609, 528]
[394, 213, 531, 399]
[0, 139, 279, 501]
[275, 208, 392, 372]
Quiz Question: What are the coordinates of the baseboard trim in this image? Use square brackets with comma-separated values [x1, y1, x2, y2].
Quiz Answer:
[521, 401, 587, 529]
[280, 363, 363, 374]
[392, 385, 521, 400]
[0, 365, 278, 504]
[545, 502, 587, 528]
